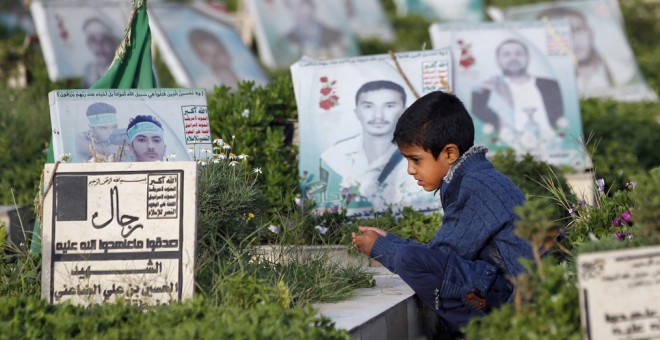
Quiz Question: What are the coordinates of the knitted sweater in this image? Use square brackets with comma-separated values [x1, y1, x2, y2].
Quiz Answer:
[370, 146, 533, 283]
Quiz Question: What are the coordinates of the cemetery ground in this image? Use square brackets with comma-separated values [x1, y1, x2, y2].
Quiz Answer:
[2, 0, 660, 338]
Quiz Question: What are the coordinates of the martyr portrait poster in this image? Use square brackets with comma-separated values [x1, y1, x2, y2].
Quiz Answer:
[49, 88, 213, 163]
[149, 3, 268, 90]
[394, 0, 484, 22]
[291, 49, 452, 217]
[495, 0, 657, 102]
[30, 0, 130, 87]
[431, 20, 590, 170]
[245, 0, 360, 69]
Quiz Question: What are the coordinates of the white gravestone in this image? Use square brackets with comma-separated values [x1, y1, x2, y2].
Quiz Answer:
[577, 245, 660, 340]
[40, 161, 197, 308]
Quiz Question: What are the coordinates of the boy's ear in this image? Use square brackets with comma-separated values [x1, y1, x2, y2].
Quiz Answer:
[444, 144, 460, 164]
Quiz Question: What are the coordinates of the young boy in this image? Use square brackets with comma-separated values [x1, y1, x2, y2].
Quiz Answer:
[352, 91, 533, 337]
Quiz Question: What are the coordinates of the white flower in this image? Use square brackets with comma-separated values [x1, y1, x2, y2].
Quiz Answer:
[253, 167, 262, 174]
[222, 144, 231, 150]
[217, 154, 227, 160]
[202, 147, 212, 155]
[315, 225, 328, 235]
[241, 109, 250, 118]
[229, 161, 239, 167]
[237, 154, 249, 160]
[198, 160, 207, 166]
[187, 147, 195, 155]
[482, 123, 495, 135]
[59, 153, 72, 162]
[268, 225, 280, 234]
[213, 138, 224, 146]
[294, 197, 302, 207]
[213, 159, 220, 164]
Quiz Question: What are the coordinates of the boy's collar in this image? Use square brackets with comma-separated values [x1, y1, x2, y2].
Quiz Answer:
[443, 145, 488, 183]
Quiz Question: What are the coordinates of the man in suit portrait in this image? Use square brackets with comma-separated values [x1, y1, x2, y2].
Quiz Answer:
[471, 38, 566, 153]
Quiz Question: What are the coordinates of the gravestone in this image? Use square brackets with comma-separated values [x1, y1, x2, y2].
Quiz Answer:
[40, 161, 197, 307]
[0, 205, 34, 248]
[577, 245, 660, 340]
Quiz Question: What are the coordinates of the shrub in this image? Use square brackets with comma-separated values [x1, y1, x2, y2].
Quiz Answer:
[0, 295, 349, 339]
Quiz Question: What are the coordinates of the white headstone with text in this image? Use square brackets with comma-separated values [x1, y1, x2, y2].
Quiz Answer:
[40, 161, 197, 307]
[577, 245, 660, 340]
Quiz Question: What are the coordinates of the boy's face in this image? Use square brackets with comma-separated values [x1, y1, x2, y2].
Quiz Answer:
[92, 124, 117, 142]
[398, 143, 455, 192]
[131, 132, 166, 162]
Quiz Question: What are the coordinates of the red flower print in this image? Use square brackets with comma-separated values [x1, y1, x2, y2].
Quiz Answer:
[318, 76, 340, 111]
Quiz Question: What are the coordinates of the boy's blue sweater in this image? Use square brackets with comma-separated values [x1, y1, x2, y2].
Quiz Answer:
[370, 146, 533, 296]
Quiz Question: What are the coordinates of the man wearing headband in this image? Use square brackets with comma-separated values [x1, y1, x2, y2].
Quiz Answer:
[77, 102, 125, 161]
[126, 115, 167, 162]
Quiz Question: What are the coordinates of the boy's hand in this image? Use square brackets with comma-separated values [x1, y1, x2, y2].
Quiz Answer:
[352, 229, 380, 256]
[358, 226, 387, 237]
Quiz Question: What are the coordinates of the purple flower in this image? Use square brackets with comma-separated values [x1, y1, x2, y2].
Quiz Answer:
[627, 181, 637, 189]
[596, 178, 605, 196]
[580, 200, 587, 209]
[612, 217, 622, 227]
[612, 232, 627, 241]
[621, 210, 633, 226]
[559, 229, 567, 238]
[568, 208, 576, 216]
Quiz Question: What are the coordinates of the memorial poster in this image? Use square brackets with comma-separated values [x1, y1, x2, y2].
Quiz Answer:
[30, 0, 130, 87]
[245, 0, 360, 69]
[49, 88, 212, 163]
[291, 49, 452, 217]
[333, 0, 395, 42]
[577, 245, 660, 340]
[149, 3, 268, 90]
[393, 0, 484, 22]
[430, 21, 591, 170]
[41, 161, 197, 307]
[497, 0, 657, 102]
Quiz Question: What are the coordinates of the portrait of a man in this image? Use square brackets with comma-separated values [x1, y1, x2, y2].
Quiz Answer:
[126, 115, 167, 162]
[321, 80, 416, 207]
[471, 38, 565, 153]
[280, 0, 348, 62]
[499, 0, 657, 101]
[76, 102, 128, 162]
[536, 6, 637, 92]
[188, 28, 239, 89]
[81, 17, 120, 88]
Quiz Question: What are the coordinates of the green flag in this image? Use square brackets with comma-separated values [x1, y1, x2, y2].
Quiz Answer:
[31, 0, 157, 254]
[91, 0, 156, 90]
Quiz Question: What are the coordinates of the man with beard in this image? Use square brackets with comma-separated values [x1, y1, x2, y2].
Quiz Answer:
[471, 38, 564, 153]
[81, 17, 120, 88]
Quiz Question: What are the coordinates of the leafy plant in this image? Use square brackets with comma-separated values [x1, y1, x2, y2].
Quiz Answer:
[196, 139, 267, 249]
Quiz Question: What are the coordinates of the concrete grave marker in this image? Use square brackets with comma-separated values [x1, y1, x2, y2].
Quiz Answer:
[40, 161, 197, 307]
[577, 245, 660, 340]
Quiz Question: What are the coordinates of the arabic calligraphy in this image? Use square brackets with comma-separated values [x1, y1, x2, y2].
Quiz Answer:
[181, 105, 211, 144]
[91, 186, 143, 237]
[147, 174, 179, 219]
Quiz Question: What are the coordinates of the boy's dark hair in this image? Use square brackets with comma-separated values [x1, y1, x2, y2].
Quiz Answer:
[355, 80, 406, 106]
[392, 91, 474, 159]
[127, 115, 163, 130]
